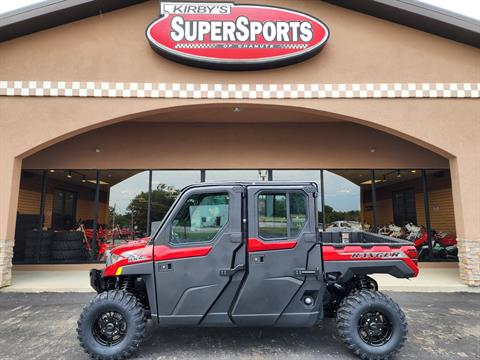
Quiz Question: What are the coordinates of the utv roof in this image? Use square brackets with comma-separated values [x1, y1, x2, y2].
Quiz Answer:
[181, 181, 319, 191]
[0, 0, 478, 47]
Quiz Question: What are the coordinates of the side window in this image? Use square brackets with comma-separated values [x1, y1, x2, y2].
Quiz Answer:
[289, 192, 307, 237]
[258, 192, 308, 239]
[258, 193, 288, 239]
[170, 192, 229, 244]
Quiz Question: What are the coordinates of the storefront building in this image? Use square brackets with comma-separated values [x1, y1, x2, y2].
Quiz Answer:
[0, 0, 479, 287]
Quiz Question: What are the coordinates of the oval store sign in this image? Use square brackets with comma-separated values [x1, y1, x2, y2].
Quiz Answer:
[146, 2, 330, 70]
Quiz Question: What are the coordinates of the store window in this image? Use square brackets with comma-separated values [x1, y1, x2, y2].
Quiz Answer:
[108, 171, 149, 242]
[392, 188, 417, 226]
[52, 189, 77, 230]
[170, 192, 229, 244]
[14, 169, 110, 264]
[323, 170, 362, 232]
[258, 192, 307, 239]
[150, 171, 201, 229]
[272, 170, 320, 227]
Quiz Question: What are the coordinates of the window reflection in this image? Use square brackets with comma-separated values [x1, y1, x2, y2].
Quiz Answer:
[323, 170, 362, 232]
[150, 171, 201, 227]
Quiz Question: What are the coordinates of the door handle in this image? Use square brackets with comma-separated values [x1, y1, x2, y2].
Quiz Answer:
[294, 267, 321, 278]
[158, 263, 172, 272]
[219, 264, 245, 277]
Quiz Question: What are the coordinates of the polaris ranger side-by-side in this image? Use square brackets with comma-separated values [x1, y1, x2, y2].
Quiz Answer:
[78, 182, 418, 360]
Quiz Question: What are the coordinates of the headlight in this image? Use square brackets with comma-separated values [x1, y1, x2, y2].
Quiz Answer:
[109, 252, 124, 265]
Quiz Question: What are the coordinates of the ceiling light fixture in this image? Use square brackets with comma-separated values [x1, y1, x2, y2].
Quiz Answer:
[49, 169, 55, 173]
[82, 175, 86, 183]
[233, 107, 241, 112]
[87, 179, 109, 185]
[411, 170, 417, 174]
[360, 179, 383, 185]
[67, 170, 72, 178]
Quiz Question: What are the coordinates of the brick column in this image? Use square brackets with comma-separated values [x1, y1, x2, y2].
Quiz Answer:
[0, 156, 22, 288]
[457, 238, 480, 286]
[0, 240, 14, 286]
[450, 157, 480, 286]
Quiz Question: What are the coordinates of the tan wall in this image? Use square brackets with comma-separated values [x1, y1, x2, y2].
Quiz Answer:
[0, 1, 478, 85]
[362, 173, 456, 235]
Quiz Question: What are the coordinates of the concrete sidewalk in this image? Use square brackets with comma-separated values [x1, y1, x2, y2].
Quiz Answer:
[372, 266, 480, 293]
[1, 263, 479, 293]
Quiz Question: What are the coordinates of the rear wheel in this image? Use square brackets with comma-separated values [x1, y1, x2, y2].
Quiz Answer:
[77, 290, 146, 360]
[336, 290, 407, 360]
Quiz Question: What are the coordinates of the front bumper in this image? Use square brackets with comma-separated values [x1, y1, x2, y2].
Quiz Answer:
[89, 269, 105, 293]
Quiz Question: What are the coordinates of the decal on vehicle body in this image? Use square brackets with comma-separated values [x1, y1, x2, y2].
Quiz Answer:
[350, 252, 406, 259]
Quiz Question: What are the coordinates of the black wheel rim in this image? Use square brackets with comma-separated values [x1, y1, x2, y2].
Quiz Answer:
[357, 310, 393, 346]
[92, 311, 127, 347]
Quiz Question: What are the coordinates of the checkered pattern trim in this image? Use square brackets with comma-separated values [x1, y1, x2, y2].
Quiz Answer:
[175, 43, 217, 49]
[280, 44, 308, 49]
[0, 81, 478, 99]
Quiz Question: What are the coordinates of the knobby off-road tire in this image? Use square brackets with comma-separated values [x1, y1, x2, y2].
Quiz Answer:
[77, 290, 146, 360]
[336, 290, 407, 360]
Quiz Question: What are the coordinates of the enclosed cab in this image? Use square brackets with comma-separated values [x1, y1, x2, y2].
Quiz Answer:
[79, 182, 418, 360]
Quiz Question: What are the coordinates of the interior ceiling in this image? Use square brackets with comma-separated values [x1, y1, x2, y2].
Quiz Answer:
[131, 106, 344, 123]
[333, 169, 450, 188]
[24, 169, 142, 189]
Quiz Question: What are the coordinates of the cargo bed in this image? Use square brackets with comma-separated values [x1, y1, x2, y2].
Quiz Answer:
[320, 231, 418, 281]
[320, 230, 412, 246]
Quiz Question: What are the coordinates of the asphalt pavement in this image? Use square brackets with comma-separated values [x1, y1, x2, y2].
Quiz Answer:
[0, 292, 478, 360]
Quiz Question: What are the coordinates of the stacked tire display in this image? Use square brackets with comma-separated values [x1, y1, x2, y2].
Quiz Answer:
[13, 214, 39, 262]
[51, 231, 85, 261]
[24, 230, 54, 262]
[21, 230, 85, 263]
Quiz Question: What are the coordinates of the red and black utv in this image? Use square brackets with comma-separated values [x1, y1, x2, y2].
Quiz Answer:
[78, 182, 418, 360]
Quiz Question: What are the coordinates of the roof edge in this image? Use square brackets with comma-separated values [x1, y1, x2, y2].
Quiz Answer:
[0, 0, 478, 47]
[323, 0, 480, 48]
[0, 0, 148, 43]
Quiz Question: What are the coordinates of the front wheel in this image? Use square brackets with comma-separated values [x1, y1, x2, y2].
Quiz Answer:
[336, 290, 407, 360]
[77, 290, 146, 360]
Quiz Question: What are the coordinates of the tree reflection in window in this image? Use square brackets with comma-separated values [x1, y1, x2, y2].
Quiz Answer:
[170, 193, 229, 244]
[258, 192, 307, 239]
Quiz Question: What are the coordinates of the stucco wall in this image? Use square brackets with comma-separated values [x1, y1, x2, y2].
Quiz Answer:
[1, 1, 478, 84]
[22, 119, 449, 170]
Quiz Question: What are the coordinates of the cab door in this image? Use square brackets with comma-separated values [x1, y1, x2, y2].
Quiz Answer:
[231, 184, 323, 326]
[153, 185, 244, 325]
